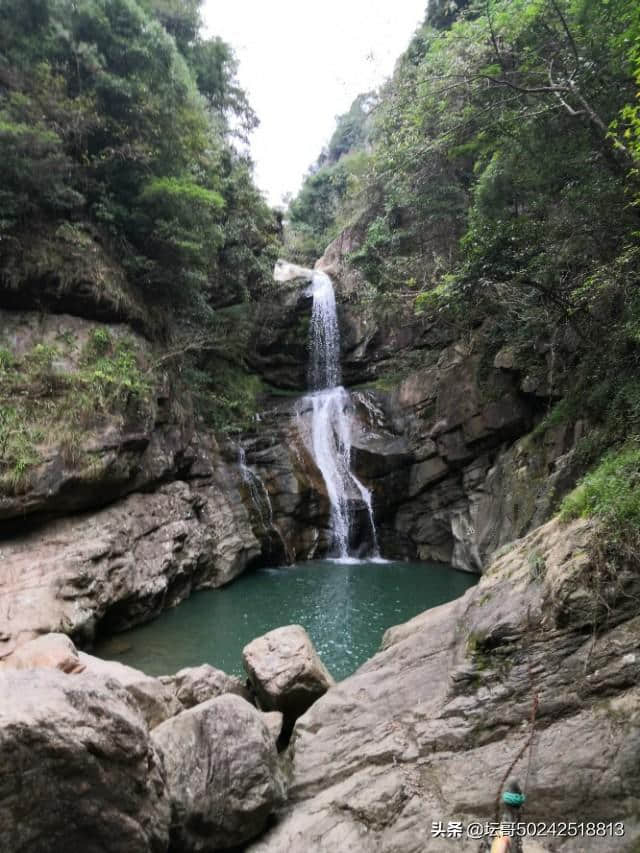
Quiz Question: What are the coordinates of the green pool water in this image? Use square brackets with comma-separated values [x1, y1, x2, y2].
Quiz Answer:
[95, 559, 475, 681]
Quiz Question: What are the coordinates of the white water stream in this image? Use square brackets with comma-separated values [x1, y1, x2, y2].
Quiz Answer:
[237, 446, 274, 528]
[301, 271, 379, 560]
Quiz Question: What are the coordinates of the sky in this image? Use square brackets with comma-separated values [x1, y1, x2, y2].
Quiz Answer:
[201, 0, 427, 206]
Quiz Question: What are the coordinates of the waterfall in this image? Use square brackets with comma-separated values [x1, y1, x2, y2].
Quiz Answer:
[238, 445, 290, 562]
[302, 271, 379, 560]
[308, 271, 341, 390]
[238, 446, 274, 528]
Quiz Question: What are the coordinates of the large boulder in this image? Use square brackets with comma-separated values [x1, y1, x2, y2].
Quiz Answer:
[0, 632, 85, 673]
[79, 652, 182, 729]
[151, 693, 285, 852]
[247, 518, 640, 852]
[159, 663, 249, 709]
[0, 669, 170, 853]
[242, 625, 334, 728]
[0, 636, 181, 730]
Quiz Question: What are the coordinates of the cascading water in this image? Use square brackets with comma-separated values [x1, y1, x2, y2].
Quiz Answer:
[238, 445, 290, 563]
[301, 271, 379, 560]
[308, 271, 341, 390]
[237, 446, 274, 528]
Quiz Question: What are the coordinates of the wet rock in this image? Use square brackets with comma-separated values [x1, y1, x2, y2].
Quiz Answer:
[351, 435, 413, 479]
[152, 693, 286, 852]
[0, 669, 170, 853]
[247, 275, 312, 390]
[274, 259, 314, 282]
[243, 625, 335, 728]
[159, 663, 249, 709]
[239, 404, 333, 562]
[408, 455, 449, 496]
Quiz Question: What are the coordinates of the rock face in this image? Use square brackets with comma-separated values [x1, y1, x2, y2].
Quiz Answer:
[0, 473, 260, 660]
[0, 309, 181, 522]
[274, 259, 314, 282]
[346, 338, 542, 570]
[159, 663, 249, 709]
[247, 276, 313, 390]
[152, 694, 286, 852]
[243, 625, 335, 728]
[233, 400, 333, 563]
[0, 307, 272, 657]
[0, 669, 170, 853]
[247, 518, 640, 852]
[242, 237, 583, 572]
[0, 233, 585, 652]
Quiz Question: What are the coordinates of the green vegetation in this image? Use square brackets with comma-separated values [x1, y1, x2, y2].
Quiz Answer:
[527, 550, 547, 581]
[185, 364, 265, 433]
[0, 0, 279, 317]
[288, 0, 640, 551]
[285, 93, 376, 262]
[465, 629, 513, 680]
[0, 0, 282, 443]
[0, 330, 151, 491]
[560, 444, 640, 536]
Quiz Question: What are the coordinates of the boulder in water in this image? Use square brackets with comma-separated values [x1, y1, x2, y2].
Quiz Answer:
[151, 693, 285, 852]
[242, 625, 334, 727]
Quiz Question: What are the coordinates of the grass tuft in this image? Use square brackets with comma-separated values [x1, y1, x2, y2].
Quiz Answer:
[560, 442, 640, 538]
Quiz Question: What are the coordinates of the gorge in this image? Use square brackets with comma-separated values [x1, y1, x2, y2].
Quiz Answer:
[96, 261, 476, 680]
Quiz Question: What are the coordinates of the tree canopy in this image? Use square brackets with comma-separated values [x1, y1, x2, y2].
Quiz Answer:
[0, 0, 279, 321]
[287, 0, 640, 455]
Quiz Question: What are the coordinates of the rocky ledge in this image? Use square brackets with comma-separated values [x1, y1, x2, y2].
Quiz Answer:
[0, 471, 260, 660]
[247, 517, 640, 852]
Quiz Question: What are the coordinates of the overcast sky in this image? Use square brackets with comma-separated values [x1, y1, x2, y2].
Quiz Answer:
[201, 1, 427, 206]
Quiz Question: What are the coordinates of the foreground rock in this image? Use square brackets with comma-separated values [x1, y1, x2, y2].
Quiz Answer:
[79, 653, 182, 729]
[152, 694, 286, 852]
[0, 669, 169, 853]
[248, 518, 640, 852]
[159, 663, 248, 709]
[243, 625, 334, 729]
[0, 632, 85, 673]
[262, 711, 284, 743]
